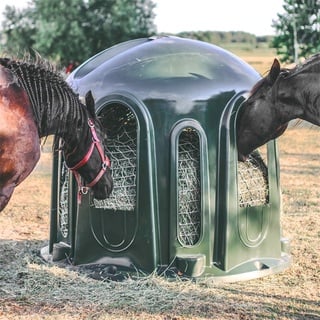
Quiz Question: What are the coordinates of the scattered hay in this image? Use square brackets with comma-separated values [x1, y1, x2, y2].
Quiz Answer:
[0, 129, 319, 320]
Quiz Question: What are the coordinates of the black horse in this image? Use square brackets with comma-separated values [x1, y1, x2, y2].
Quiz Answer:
[0, 58, 113, 211]
[237, 54, 320, 160]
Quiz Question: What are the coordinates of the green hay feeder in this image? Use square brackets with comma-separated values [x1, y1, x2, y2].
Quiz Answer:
[43, 36, 290, 281]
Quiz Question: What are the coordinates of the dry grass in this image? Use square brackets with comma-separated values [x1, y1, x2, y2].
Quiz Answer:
[0, 51, 319, 319]
[0, 130, 319, 320]
[226, 46, 278, 75]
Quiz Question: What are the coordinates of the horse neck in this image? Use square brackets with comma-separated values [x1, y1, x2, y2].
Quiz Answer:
[9, 61, 89, 143]
[29, 84, 87, 140]
[34, 85, 92, 151]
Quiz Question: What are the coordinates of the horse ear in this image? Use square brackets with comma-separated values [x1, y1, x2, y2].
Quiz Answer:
[85, 90, 96, 119]
[268, 59, 281, 84]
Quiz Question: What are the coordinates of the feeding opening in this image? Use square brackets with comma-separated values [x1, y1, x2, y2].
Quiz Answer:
[59, 162, 70, 238]
[93, 103, 137, 211]
[177, 127, 202, 246]
[238, 149, 269, 207]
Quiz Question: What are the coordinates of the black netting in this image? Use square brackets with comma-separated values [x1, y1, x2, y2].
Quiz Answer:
[59, 162, 69, 238]
[238, 151, 269, 207]
[93, 104, 137, 211]
[177, 129, 201, 246]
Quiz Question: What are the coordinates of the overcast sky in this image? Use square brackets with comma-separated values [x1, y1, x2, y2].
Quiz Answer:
[1, 0, 284, 36]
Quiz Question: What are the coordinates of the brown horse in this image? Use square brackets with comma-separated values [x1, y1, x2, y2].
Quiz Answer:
[0, 58, 113, 212]
[237, 54, 320, 160]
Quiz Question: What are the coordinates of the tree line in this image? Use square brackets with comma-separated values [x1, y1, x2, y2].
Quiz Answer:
[0, 0, 319, 67]
[175, 31, 272, 46]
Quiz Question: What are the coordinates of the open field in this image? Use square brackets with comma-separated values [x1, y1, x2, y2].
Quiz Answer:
[0, 49, 319, 319]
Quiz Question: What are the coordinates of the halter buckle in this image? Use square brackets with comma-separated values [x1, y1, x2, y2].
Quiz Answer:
[80, 186, 89, 195]
[102, 162, 107, 170]
[88, 118, 95, 128]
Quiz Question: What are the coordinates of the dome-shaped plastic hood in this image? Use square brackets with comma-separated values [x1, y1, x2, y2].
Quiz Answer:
[67, 36, 260, 107]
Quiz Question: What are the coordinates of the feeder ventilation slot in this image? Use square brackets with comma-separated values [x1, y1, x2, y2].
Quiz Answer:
[177, 128, 201, 246]
[59, 162, 70, 238]
[238, 151, 269, 207]
[93, 104, 137, 211]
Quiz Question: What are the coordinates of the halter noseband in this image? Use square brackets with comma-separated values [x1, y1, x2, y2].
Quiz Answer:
[68, 118, 111, 202]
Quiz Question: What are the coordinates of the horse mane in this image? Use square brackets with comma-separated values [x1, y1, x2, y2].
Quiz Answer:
[0, 57, 84, 138]
[298, 53, 320, 69]
[286, 53, 320, 78]
[252, 54, 320, 95]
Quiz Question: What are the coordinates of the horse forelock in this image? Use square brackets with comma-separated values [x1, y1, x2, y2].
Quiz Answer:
[250, 66, 282, 97]
[250, 77, 266, 96]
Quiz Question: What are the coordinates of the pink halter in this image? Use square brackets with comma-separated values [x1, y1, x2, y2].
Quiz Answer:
[68, 118, 110, 202]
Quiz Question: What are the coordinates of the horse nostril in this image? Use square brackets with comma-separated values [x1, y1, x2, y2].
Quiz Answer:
[238, 153, 248, 162]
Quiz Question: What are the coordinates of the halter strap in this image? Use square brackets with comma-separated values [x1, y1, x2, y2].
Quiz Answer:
[68, 118, 111, 202]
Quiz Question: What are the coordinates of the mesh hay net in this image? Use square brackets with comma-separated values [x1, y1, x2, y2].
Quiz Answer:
[59, 162, 70, 238]
[238, 151, 269, 207]
[93, 104, 137, 211]
[177, 129, 201, 246]
[176, 130, 269, 246]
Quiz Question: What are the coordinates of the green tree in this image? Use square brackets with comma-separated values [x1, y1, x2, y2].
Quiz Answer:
[1, 5, 36, 55]
[31, 0, 91, 64]
[84, 0, 156, 56]
[0, 0, 156, 66]
[272, 0, 320, 63]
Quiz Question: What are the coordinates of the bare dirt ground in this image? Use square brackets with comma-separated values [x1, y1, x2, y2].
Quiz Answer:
[0, 127, 319, 320]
